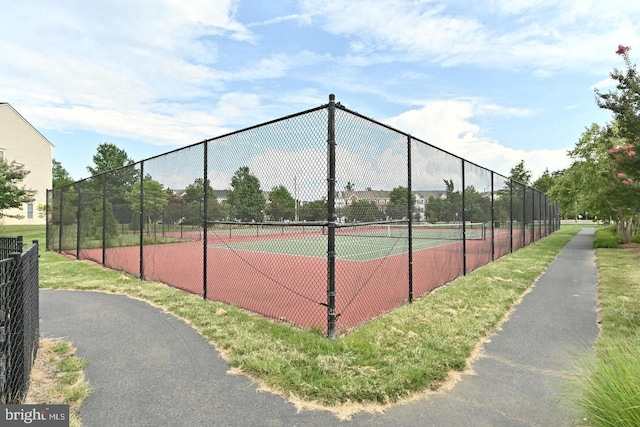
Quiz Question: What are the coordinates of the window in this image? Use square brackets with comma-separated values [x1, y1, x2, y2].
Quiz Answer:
[27, 203, 33, 219]
[0, 150, 4, 162]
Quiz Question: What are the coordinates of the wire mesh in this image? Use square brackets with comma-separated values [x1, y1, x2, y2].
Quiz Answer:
[140, 147, 205, 292]
[492, 173, 512, 260]
[330, 109, 409, 331]
[205, 107, 329, 330]
[411, 137, 465, 298]
[463, 161, 493, 273]
[100, 162, 143, 278]
[0, 241, 39, 404]
[45, 97, 560, 335]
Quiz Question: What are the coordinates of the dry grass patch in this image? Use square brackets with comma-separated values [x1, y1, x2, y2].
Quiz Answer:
[25, 339, 91, 427]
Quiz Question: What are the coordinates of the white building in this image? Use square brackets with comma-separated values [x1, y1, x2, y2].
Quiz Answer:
[0, 103, 53, 225]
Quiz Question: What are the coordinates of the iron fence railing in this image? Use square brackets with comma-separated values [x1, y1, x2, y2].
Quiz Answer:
[47, 95, 560, 337]
[0, 238, 39, 403]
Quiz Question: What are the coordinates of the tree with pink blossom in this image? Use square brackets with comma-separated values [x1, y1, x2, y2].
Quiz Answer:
[591, 45, 640, 241]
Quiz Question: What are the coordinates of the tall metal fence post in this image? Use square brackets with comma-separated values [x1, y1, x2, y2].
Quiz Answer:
[76, 182, 81, 259]
[326, 94, 337, 339]
[509, 180, 513, 253]
[102, 174, 107, 265]
[407, 135, 413, 303]
[45, 190, 50, 251]
[461, 160, 467, 276]
[490, 172, 495, 262]
[203, 141, 208, 300]
[139, 162, 145, 280]
[58, 189, 63, 254]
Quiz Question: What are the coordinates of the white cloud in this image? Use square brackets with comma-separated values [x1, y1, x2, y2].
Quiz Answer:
[385, 99, 571, 181]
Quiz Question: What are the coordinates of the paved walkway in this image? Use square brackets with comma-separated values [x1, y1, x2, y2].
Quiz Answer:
[39, 228, 599, 426]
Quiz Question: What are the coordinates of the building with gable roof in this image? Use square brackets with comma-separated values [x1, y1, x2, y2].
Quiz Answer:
[0, 103, 53, 225]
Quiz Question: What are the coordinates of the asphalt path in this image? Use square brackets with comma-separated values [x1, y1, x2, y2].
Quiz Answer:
[39, 228, 599, 426]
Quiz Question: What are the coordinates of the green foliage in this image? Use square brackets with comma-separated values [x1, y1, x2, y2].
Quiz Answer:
[0, 159, 36, 219]
[344, 199, 384, 222]
[182, 178, 223, 225]
[509, 160, 532, 186]
[87, 143, 135, 176]
[299, 199, 327, 221]
[226, 167, 265, 222]
[593, 226, 624, 248]
[386, 186, 415, 219]
[127, 175, 168, 227]
[425, 179, 462, 222]
[533, 168, 554, 193]
[52, 159, 74, 188]
[572, 337, 640, 427]
[266, 185, 295, 221]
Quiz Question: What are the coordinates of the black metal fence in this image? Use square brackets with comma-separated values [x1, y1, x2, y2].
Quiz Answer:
[47, 95, 559, 337]
[0, 238, 39, 403]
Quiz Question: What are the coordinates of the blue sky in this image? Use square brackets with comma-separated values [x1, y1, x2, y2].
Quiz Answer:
[1, 0, 638, 184]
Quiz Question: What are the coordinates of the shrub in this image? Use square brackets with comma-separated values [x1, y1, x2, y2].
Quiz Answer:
[593, 226, 623, 248]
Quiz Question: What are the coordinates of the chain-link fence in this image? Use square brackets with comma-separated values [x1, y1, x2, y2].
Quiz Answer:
[0, 238, 39, 403]
[47, 95, 560, 337]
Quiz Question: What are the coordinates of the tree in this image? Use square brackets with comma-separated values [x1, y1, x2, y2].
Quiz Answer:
[127, 175, 169, 230]
[591, 44, 640, 241]
[266, 185, 295, 221]
[509, 160, 532, 186]
[345, 200, 384, 222]
[226, 167, 265, 222]
[344, 181, 355, 192]
[87, 143, 138, 207]
[299, 199, 327, 221]
[0, 160, 36, 219]
[52, 159, 74, 188]
[425, 179, 463, 223]
[533, 168, 555, 193]
[386, 186, 416, 219]
[87, 143, 135, 176]
[182, 178, 222, 225]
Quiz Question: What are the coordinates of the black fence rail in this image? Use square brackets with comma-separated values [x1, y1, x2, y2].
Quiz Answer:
[47, 95, 559, 337]
[0, 239, 39, 403]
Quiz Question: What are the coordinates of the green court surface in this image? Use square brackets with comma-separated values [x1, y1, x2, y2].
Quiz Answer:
[206, 233, 469, 262]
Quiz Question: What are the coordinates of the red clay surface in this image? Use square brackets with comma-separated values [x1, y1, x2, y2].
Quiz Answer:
[70, 227, 537, 333]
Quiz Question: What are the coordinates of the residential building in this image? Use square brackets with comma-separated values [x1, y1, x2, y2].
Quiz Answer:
[0, 103, 53, 225]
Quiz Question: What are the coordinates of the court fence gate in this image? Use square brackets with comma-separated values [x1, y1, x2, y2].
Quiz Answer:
[47, 95, 560, 338]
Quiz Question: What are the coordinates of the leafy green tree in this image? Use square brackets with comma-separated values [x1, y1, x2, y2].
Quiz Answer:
[182, 178, 222, 225]
[386, 186, 416, 219]
[533, 168, 555, 193]
[299, 199, 327, 221]
[127, 175, 169, 230]
[464, 186, 490, 223]
[558, 123, 640, 242]
[0, 160, 36, 219]
[87, 143, 138, 208]
[87, 143, 135, 176]
[226, 167, 265, 222]
[510, 160, 532, 186]
[426, 179, 463, 223]
[266, 185, 295, 221]
[52, 159, 74, 188]
[345, 200, 384, 222]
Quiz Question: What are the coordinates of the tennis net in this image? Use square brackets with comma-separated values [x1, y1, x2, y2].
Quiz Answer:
[326, 221, 486, 240]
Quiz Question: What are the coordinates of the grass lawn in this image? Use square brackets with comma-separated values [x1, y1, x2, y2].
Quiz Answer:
[6, 223, 639, 424]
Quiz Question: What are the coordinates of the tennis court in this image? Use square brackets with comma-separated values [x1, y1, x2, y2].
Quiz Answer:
[206, 221, 486, 261]
[48, 96, 559, 335]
